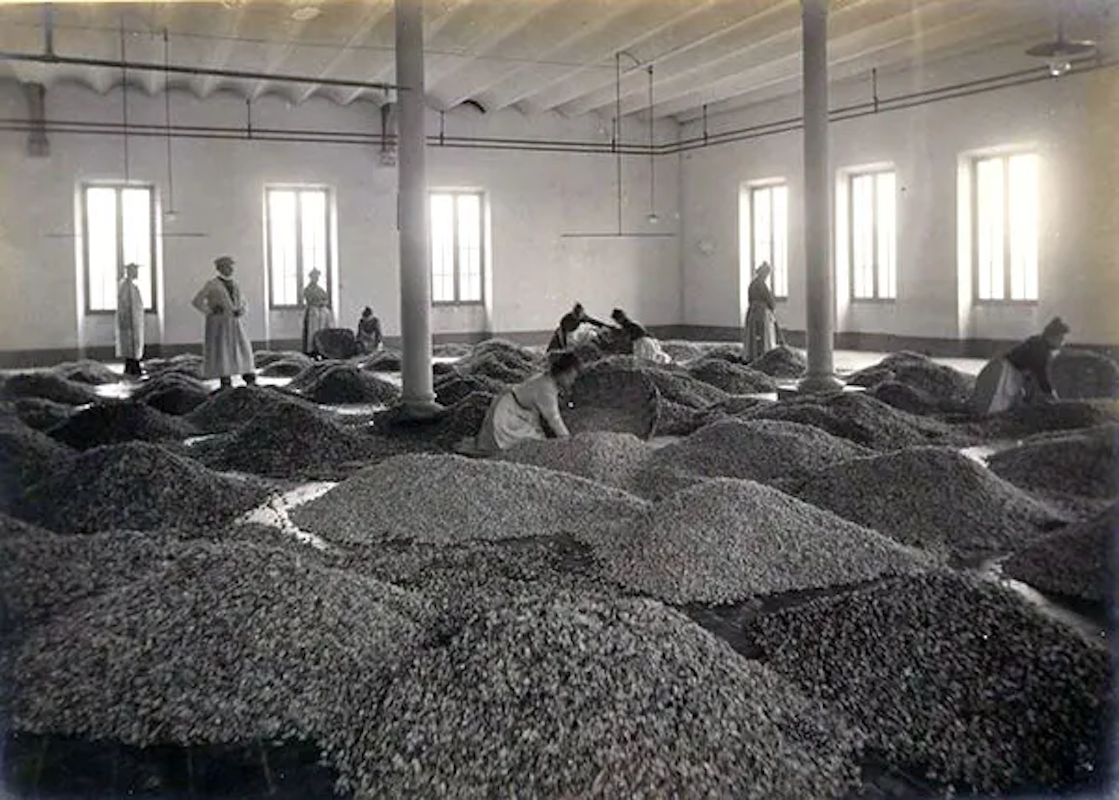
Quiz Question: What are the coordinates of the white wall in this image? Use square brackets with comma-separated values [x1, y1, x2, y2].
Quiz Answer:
[0, 80, 680, 355]
[679, 46, 1119, 347]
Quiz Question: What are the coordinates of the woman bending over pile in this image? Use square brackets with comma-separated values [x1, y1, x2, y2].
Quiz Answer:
[970, 316, 1069, 415]
[475, 351, 582, 453]
[547, 302, 609, 352]
[611, 308, 672, 364]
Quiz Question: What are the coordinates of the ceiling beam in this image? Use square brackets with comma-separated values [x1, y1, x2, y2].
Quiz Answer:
[194, 3, 252, 98]
[556, 0, 803, 118]
[336, 0, 462, 106]
[247, 12, 321, 101]
[566, 0, 973, 119]
[655, 10, 1048, 119]
[420, 0, 572, 107]
[434, 0, 649, 112]
[295, 1, 394, 104]
[493, 0, 728, 114]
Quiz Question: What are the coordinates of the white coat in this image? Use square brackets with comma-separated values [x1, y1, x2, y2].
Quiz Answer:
[192, 276, 255, 378]
[114, 278, 144, 360]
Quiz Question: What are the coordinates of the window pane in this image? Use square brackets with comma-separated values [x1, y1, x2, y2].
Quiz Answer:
[300, 190, 328, 293]
[752, 188, 772, 272]
[1008, 154, 1038, 301]
[121, 187, 153, 309]
[771, 185, 788, 298]
[86, 187, 118, 311]
[876, 172, 896, 299]
[430, 194, 456, 303]
[268, 190, 299, 306]
[976, 157, 1005, 301]
[457, 194, 482, 302]
[851, 175, 874, 299]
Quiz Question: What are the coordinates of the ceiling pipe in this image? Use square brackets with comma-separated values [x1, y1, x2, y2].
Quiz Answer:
[0, 50, 403, 93]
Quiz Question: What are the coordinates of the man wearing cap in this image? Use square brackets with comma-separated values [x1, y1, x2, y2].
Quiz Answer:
[191, 255, 256, 389]
[970, 316, 1070, 415]
[115, 262, 145, 378]
[301, 267, 334, 356]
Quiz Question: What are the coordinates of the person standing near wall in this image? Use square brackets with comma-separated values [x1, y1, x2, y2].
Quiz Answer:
[970, 317, 1070, 415]
[115, 262, 144, 378]
[301, 268, 334, 356]
[743, 262, 781, 361]
[192, 255, 256, 390]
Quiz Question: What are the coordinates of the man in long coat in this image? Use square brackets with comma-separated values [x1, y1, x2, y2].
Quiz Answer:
[115, 262, 145, 378]
[191, 255, 256, 389]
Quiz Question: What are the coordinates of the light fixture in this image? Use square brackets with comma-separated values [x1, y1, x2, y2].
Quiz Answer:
[1025, 5, 1096, 78]
[291, 5, 321, 21]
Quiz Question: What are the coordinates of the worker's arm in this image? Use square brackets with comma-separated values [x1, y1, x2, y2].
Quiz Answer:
[537, 380, 571, 438]
[190, 285, 210, 315]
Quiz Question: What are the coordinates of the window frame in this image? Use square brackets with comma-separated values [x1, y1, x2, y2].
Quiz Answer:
[80, 182, 158, 316]
[971, 151, 1039, 305]
[747, 181, 789, 300]
[846, 167, 897, 303]
[429, 189, 486, 307]
[264, 185, 333, 310]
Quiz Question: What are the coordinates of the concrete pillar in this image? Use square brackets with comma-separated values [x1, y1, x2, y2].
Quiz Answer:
[395, 0, 440, 416]
[798, 0, 842, 393]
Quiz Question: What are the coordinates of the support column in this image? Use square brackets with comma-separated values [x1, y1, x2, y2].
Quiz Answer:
[798, 0, 842, 393]
[395, 0, 440, 416]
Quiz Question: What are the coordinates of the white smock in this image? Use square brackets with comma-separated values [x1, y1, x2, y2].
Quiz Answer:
[633, 336, 672, 364]
[476, 372, 570, 453]
[114, 278, 144, 360]
[192, 276, 255, 378]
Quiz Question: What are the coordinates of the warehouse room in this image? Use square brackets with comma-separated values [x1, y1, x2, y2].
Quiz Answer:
[1, 0, 1117, 797]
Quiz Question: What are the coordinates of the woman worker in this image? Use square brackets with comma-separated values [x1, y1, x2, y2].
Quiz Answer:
[355, 306, 384, 353]
[547, 302, 609, 352]
[970, 317, 1070, 415]
[611, 308, 672, 364]
[301, 268, 334, 356]
[476, 351, 582, 453]
[743, 261, 781, 360]
[191, 255, 257, 390]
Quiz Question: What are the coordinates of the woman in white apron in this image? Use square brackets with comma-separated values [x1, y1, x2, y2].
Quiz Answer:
[475, 351, 582, 453]
[191, 255, 256, 389]
[301, 269, 334, 356]
[970, 317, 1069, 415]
[743, 262, 780, 361]
[611, 308, 672, 365]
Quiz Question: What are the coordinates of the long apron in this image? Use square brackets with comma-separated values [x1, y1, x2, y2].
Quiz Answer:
[202, 280, 254, 379]
[476, 390, 546, 453]
[633, 336, 672, 364]
[302, 306, 335, 353]
[743, 302, 777, 360]
[970, 358, 1026, 415]
[115, 280, 144, 360]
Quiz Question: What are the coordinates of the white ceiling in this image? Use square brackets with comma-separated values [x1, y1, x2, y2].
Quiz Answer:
[0, 0, 1114, 122]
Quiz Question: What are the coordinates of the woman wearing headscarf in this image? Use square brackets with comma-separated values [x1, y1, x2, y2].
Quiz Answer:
[743, 261, 781, 360]
[115, 262, 145, 378]
[475, 351, 582, 453]
[970, 317, 1070, 415]
[547, 302, 609, 352]
[301, 268, 334, 356]
[355, 306, 384, 354]
[611, 308, 672, 364]
[191, 255, 256, 389]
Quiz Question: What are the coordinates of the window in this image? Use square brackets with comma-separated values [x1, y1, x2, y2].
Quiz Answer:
[973, 152, 1038, 302]
[430, 191, 484, 304]
[746, 183, 788, 298]
[848, 170, 897, 300]
[81, 184, 156, 312]
[266, 187, 331, 308]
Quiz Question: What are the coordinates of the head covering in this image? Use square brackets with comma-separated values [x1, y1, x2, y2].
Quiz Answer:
[362, 306, 373, 317]
[1042, 317, 1070, 339]
[309, 268, 321, 280]
[611, 308, 626, 322]
[214, 255, 235, 275]
[123, 262, 139, 275]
